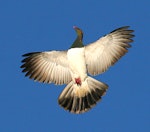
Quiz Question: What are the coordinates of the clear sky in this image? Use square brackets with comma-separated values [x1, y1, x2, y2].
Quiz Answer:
[0, 0, 150, 132]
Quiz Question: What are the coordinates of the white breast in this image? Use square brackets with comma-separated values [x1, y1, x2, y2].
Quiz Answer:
[67, 47, 87, 81]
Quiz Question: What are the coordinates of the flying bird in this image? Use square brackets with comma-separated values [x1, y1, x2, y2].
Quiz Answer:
[21, 26, 134, 114]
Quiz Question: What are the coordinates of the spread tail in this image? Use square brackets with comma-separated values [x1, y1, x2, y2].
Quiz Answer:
[58, 76, 108, 114]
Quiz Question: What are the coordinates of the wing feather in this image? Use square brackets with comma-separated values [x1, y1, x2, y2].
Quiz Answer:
[21, 51, 71, 84]
[85, 26, 134, 75]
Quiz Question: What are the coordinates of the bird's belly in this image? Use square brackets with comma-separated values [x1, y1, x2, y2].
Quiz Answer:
[67, 47, 87, 82]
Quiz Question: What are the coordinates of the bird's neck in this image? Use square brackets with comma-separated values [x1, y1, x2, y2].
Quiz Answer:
[71, 36, 84, 48]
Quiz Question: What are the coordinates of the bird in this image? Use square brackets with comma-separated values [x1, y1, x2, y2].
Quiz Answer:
[21, 26, 134, 114]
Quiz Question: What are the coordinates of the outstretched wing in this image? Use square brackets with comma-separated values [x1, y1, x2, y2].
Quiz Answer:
[21, 50, 71, 84]
[85, 26, 134, 75]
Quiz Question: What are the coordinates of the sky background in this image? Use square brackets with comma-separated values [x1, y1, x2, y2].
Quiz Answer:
[0, 0, 150, 132]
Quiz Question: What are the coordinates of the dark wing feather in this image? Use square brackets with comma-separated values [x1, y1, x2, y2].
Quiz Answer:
[21, 50, 71, 84]
[85, 26, 134, 75]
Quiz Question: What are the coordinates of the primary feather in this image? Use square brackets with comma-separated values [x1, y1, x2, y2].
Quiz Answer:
[85, 26, 134, 75]
[21, 51, 71, 84]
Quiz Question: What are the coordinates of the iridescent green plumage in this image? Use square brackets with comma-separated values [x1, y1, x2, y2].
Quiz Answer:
[71, 26, 84, 48]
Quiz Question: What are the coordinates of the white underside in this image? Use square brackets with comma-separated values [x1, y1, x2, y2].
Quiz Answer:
[67, 47, 87, 82]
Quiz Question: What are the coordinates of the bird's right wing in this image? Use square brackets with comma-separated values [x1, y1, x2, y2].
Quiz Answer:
[85, 26, 134, 76]
[21, 50, 71, 85]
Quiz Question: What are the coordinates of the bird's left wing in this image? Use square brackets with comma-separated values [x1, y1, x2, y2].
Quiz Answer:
[85, 26, 134, 76]
[21, 50, 71, 84]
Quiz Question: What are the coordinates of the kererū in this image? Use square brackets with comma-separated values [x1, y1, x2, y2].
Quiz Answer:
[21, 26, 134, 114]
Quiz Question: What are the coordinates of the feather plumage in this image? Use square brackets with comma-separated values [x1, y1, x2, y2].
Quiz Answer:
[21, 26, 134, 114]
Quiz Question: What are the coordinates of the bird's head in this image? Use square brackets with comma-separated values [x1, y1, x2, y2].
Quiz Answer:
[71, 26, 84, 48]
[73, 26, 83, 40]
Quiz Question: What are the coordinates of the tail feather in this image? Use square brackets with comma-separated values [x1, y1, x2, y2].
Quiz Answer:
[58, 77, 108, 114]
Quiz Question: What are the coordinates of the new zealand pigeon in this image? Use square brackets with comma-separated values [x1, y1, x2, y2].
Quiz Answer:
[21, 26, 134, 114]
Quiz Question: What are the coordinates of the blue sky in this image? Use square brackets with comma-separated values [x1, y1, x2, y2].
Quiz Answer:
[0, 0, 150, 131]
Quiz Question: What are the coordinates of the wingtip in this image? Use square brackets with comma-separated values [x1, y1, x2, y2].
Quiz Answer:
[22, 52, 41, 57]
[110, 26, 134, 34]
